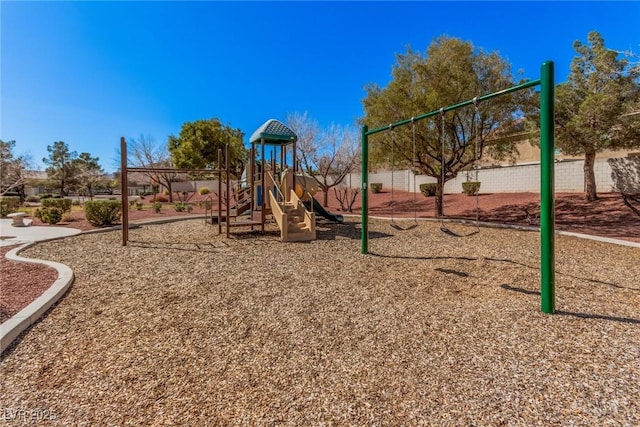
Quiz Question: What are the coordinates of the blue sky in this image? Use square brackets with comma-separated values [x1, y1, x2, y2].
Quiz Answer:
[2, 1, 639, 173]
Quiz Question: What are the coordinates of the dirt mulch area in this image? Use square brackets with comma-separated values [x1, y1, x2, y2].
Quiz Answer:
[0, 245, 59, 323]
[0, 219, 638, 425]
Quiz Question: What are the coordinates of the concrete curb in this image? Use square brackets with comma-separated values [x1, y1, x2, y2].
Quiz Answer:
[0, 242, 75, 354]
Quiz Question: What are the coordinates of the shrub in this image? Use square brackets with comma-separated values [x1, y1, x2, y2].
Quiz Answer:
[186, 204, 193, 213]
[42, 197, 72, 212]
[153, 202, 162, 213]
[26, 195, 40, 203]
[135, 201, 143, 210]
[84, 200, 121, 226]
[36, 207, 63, 225]
[370, 183, 383, 194]
[39, 194, 54, 200]
[199, 186, 211, 195]
[162, 189, 170, 196]
[174, 201, 187, 212]
[462, 181, 481, 196]
[151, 194, 169, 203]
[61, 211, 76, 222]
[72, 199, 81, 206]
[419, 183, 437, 197]
[0, 196, 21, 217]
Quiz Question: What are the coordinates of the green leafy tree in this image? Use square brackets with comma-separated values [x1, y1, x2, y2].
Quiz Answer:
[73, 152, 106, 199]
[43, 141, 78, 196]
[555, 31, 640, 201]
[168, 118, 247, 178]
[362, 36, 531, 216]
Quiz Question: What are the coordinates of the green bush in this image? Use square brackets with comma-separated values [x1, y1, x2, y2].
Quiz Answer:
[419, 183, 437, 197]
[370, 183, 383, 194]
[0, 196, 22, 217]
[199, 186, 211, 195]
[174, 201, 187, 212]
[153, 202, 162, 213]
[35, 207, 63, 225]
[84, 200, 121, 226]
[26, 195, 40, 203]
[42, 197, 72, 212]
[135, 201, 143, 210]
[40, 194, 54, 200]
[462, 181, 481, 196]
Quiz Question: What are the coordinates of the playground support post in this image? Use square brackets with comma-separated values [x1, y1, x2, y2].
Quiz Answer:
[540, 61, 555, 314]
[120, 137, 128, 246]
[361, 125, 369, 254]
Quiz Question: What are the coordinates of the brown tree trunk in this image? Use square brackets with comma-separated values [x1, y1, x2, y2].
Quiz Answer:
[435, 178, 444, 217]
[322, 189, 328, 207]
[584, 151, 598, 202]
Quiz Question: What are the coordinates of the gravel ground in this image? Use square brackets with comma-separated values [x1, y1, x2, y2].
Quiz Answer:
[1, 218, 639, 426]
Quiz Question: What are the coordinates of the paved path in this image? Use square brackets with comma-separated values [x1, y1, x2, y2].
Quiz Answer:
[0, 218, 79, 353]
[0, 218, 81, 247]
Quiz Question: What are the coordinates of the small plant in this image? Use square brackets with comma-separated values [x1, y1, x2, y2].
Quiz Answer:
[186, 204, 194, 213]
[61, 211, 76, 222]
[174, 201, 187, 212]
[162, 189, 170, 196]
[35, 207, 63, 225]
[419, 183, 437, 197]
[84, 200, 122, 226]
[199, 186, 211, 195]
[370, 183, 383, 194]
[26, 195, 40, 203]
[72, 199, 81, 206]
[462, 181, 481, 196]
[153, 202, 162, 213]
[135, 201, 143, 210]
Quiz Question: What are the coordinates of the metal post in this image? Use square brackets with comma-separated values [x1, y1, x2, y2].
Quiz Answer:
[540, 60, 555, 314]
[217, 148, 222, 235]
[361, 125, 369, 254]
[120, 137, 128, 246]
[261, 138, 266, 233]
[226, 144, 231, 238]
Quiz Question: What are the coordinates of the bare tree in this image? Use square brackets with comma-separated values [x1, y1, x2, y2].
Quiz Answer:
[288, 113, 361, 207]
[127, 134, 180, 202]
[1, 139, 32, 200]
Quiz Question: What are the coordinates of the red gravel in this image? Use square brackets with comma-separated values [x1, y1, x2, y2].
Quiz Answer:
[0, 245, 59, 323]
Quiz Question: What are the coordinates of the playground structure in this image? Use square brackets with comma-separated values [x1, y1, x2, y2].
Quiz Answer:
[119, 119, 344, 245]
[361, 61, 556, 314]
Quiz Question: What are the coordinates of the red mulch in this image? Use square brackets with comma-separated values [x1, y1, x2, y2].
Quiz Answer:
[0, 245, 59, 323]
[24, 191, 640, 243]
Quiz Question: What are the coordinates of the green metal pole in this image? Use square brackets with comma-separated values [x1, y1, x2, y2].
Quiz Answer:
[540, 60, 555, 314]
[361, 125, 369, 254]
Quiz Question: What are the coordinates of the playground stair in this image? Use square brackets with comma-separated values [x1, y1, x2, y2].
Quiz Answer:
[281, 202, 315, 242]
[269, 190, 316, 242]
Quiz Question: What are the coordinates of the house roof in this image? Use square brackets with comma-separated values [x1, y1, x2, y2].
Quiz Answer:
[249, 119, 297, 145]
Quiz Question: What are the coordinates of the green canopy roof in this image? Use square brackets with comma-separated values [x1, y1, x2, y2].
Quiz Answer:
[249, 119, 297, 145]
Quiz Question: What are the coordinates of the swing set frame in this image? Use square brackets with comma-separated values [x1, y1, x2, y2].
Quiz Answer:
[360, 61, 556, 314]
